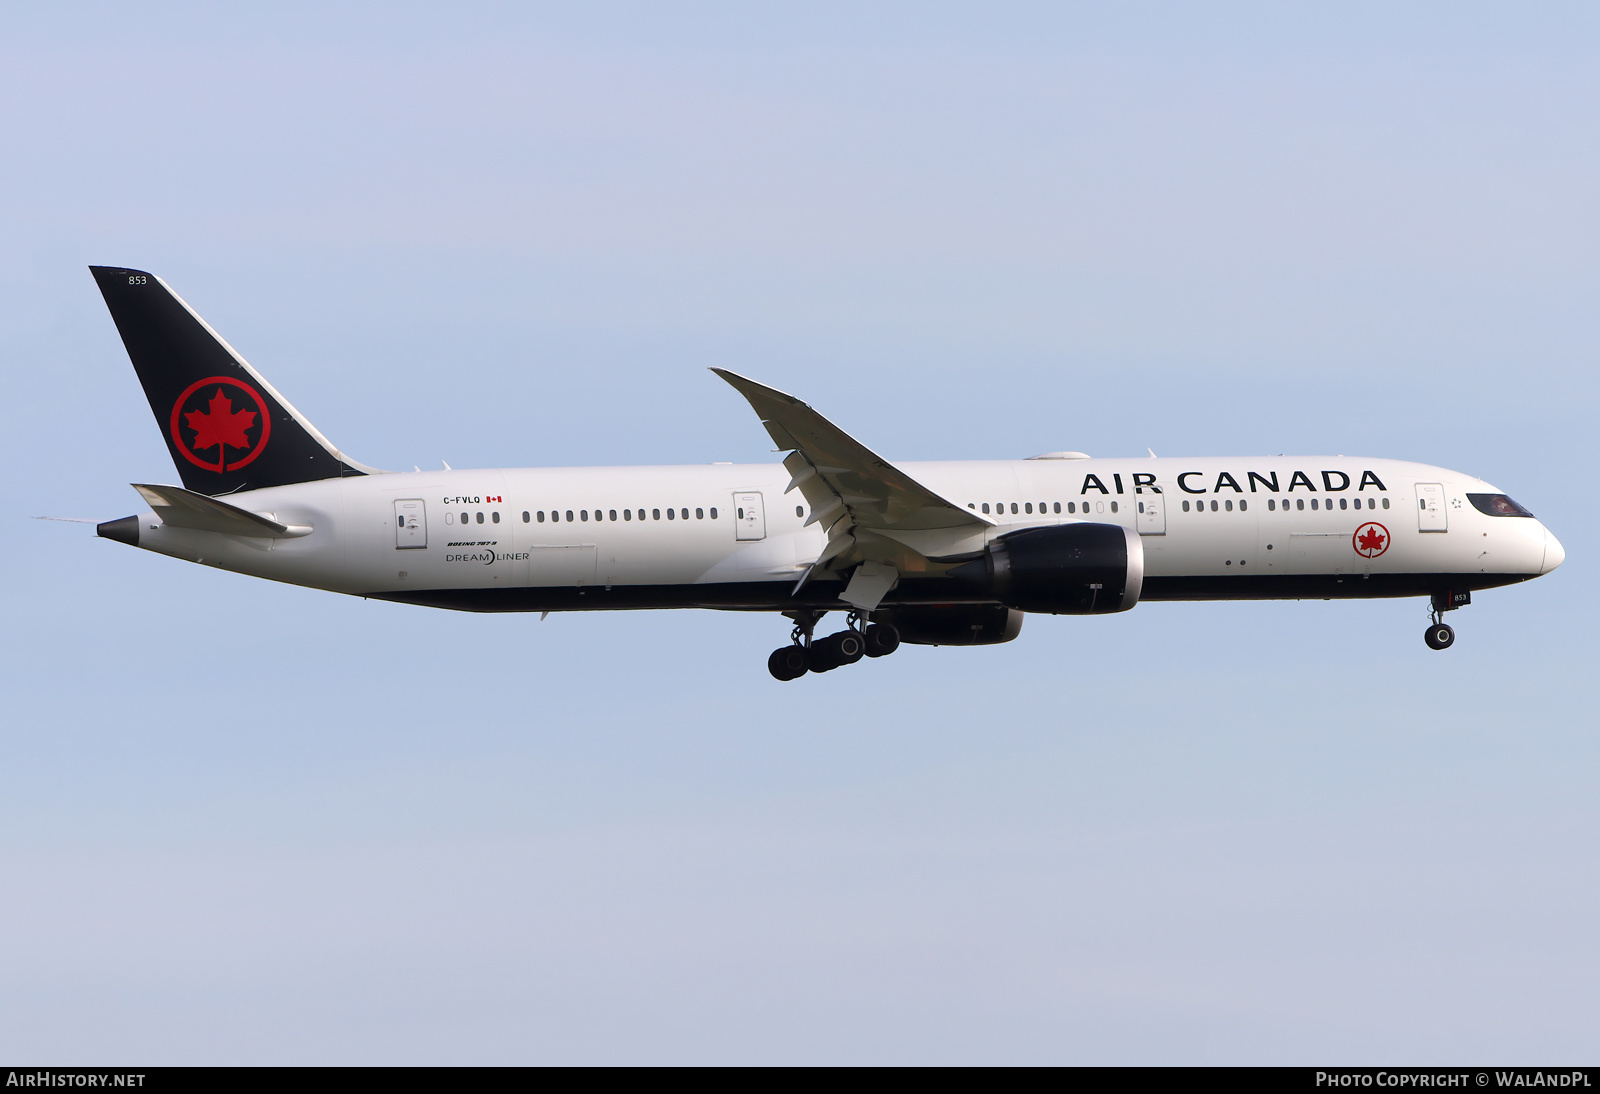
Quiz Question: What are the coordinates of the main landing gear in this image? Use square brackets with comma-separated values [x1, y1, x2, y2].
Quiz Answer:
[1423, 590, 1468, 651]
[768, 610, 901, 681]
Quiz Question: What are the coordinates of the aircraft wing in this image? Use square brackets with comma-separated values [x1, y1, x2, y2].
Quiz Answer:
[712, 369, 990, 606]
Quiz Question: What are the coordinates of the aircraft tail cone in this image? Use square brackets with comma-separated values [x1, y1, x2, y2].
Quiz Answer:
[97, 515, 140, 546]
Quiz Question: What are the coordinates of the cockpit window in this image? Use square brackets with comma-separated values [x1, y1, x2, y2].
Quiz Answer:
[1468, 493, 1534, 518]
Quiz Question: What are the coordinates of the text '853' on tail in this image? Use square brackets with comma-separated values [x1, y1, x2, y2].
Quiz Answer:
[90, 266, 377, 495]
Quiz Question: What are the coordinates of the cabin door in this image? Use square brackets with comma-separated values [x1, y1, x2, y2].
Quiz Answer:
[734, 493, 767, 540]
[1416, 483, 1448, 532]
[394, 499, 427, 549]
[1136, 489, 1166, 535]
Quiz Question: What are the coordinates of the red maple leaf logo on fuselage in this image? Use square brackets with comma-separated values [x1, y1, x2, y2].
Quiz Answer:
[185, 388, 257, 454]
[1356, 526, 1387, 555]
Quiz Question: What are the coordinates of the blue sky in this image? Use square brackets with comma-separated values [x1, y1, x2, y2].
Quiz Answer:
[1, 3, 1596, 1063]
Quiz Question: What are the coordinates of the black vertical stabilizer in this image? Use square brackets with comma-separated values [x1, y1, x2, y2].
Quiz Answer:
[89, 266, 374, 495]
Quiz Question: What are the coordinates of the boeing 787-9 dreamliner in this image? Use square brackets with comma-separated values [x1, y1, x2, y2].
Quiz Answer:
[84, 267, 1564, 680]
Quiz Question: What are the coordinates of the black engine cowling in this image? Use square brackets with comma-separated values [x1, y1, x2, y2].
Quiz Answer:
[871, 605, 1024, 646]
[948, 522, 1144, 615]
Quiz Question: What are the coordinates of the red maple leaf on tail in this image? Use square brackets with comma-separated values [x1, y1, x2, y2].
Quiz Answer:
[1357, 527, 1387, 554]
[185, 388, 257, 454]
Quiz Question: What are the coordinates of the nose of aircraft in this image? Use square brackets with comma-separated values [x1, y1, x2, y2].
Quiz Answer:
[1541, 526, 1566, 574]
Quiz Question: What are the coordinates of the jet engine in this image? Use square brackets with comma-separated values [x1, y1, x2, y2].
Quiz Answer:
[947, 523, 1144, 615]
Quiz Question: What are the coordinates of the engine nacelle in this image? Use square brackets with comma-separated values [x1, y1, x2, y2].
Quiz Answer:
[872, 604, 1024, 646]
[949, 522, 1144, 615]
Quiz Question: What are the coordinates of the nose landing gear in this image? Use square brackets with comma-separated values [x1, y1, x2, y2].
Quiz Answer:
[767, 611, 901, 681]
[1423, 590, 1468, 650]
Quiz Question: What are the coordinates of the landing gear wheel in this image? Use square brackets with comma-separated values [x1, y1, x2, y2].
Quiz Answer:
[768, 645, 809, 681]
[826, 629, 866, 665]
[863, 623, 900, 658]
[808, 630, 864, 672]
[1424, 623, 1455, 651]
[806, 643, 839, 673]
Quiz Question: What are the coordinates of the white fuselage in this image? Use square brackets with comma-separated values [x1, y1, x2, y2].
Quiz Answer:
[121, 455, 1562, 613]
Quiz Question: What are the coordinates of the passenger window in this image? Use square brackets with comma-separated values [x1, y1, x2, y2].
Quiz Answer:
[522, 511, 530, 523]
[1382, 498, 1390, 509]
[566, 510, 574, 522]
[981, 503, 990, 514]
[1053, 502, 1061, 514]
[609, 509, 617, 521]
[1295, 499, 1304, 511]
[1182, 500, 1190, 512]
[624, 509, 632, 521]
[681, 509, 689, 520]
[459, 511, 467, 524]
[1111, 501, 1118, 513]
[653, 509, 661, 520]
[1210, 500, 1218, 512]
[492, 512, 500, 523]
[1025, 503, 1033, 514]
[794, 506, 802, 517]
[1312, 499, 1320, 510]
[1339, 498, 1347, 510]
[668, 508, 675, 520]
[1240, 500, 1247, 511]
[445, 512, 454, 525]
[1225, 500, 1233, 512]
[1268, 499, 1275, 511]
[710, 508, 718, 519]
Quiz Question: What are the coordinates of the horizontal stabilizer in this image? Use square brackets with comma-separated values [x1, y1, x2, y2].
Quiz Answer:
[131, 483, 311, 538]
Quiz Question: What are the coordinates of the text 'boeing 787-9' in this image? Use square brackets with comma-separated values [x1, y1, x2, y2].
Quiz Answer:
[82, 266, 1564, 679]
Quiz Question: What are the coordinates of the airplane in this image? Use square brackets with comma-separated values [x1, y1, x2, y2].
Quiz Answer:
[82, 266, 1565, 680]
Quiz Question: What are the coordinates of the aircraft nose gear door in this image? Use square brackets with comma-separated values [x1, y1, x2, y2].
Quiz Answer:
[735, 492, 767, 541]
[1416, 483, 1448, 532]
[394, 499, 427, 548]
[1136, 489, 1166, 535]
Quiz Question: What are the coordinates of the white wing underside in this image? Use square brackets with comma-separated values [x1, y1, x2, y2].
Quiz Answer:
[712, 369, 992, 607]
